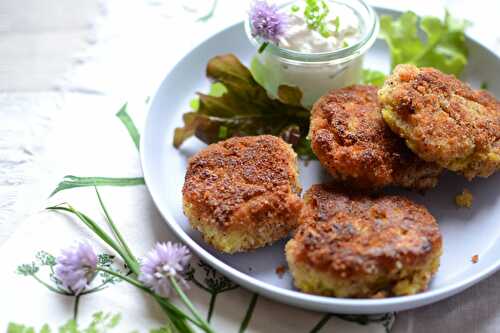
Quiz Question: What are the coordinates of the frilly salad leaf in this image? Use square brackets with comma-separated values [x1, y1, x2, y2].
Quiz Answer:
[173, 54, 313, 158]
[380, 10, 469, 76]
[361, 69, 387, 87]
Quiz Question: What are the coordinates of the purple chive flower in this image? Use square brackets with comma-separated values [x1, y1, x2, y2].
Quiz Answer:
[55, 242, 98, 295]
[139, 242, 191, 298]
[249, 0, 288, 43]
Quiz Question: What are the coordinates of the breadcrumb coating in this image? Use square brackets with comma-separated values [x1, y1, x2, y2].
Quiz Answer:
[455, 188, 473, 208]
[379, 64, 500, 180]
[286, 184, 442, 298]
[310, 85, 442, 189]
[183, 135, 302, 253]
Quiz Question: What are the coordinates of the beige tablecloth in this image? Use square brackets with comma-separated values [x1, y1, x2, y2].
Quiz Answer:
[1, 0, 499, 332]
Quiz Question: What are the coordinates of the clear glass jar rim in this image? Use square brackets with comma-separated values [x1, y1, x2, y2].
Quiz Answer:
[245, 0, 379, 63]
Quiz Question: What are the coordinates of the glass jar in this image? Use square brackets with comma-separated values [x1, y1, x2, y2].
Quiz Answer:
[245, 0, 379, 107]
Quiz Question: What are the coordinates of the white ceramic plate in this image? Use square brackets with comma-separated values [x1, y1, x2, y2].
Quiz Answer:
[141, 7, 500, 314]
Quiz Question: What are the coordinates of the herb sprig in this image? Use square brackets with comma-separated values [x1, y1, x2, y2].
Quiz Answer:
[17, 250, 123, 321]
[46, 188, 216, 333]
[303, 0, 331, 37]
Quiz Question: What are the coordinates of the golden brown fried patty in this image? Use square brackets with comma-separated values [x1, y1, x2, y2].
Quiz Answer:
[286, 184, 442, 298]
[310, 85, 442, 189]
[379, 64, 500, 180]
[183, 135, 302, 253]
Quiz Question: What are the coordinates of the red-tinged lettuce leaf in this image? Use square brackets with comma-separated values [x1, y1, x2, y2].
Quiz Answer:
[206, 54, 270, 106]
[174, 54, 315, 159]
[173, 112, 202, 148]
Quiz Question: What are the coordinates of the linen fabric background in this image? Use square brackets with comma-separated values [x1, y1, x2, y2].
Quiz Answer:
[0, 0, 499, 332]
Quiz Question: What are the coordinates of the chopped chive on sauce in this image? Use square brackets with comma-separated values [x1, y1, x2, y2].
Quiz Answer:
[331, 16, 340, 33]
[480, 82, 489, 90]
[304, 0, 331, 37]
[291, 4, 300, 12]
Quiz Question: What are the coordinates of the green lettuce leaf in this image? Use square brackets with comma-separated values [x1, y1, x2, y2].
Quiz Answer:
[173, 54, 314, 159]
[361, 69, 387, 87]
[380, 10, 469, 76]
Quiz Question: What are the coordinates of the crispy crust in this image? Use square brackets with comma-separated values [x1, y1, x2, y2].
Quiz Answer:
[379, 64, 500, 180]
[310, 85, 442, 189]
[182, 135, 302, 253]
[286, 184, 442, 297]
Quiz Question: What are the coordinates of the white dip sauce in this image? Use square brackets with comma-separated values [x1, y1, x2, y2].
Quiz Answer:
[279, 4, 361, 53]
[251, 1, 366, 107]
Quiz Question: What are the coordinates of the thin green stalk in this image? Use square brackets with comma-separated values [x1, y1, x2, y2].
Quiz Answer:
[47, 201, 205, 333]
[47, 205, 100, 235]
[32, 274, 70, 296]
[48, 206, 110, 244]
[48, 204, 202, 332]
[189, 278, 211, 293]
[81, 285, 108, 295]
[80, 281, 109, 295]
[197, 0, 218, 22]
[258, 42, 269, 53]
[239, 293, 258, 333]
[154, 296, 201, 331]
[221, 285, 239, 293]
[96, 268, 201, 329]
[166, 312, 196, 333]
[309, 314, 332, 333]
[73, 295, 81, 321]
[207, 293, 217, 322]
[47, 206, 137, 275]
[94, 187, 138, 272]
[169, 277, 215, 333]
[50, 176, 144, 197]
[96, 267, 148, 292]
[116, 103, 140, 151]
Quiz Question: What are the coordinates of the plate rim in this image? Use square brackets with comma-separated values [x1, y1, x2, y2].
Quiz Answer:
[140, 7, 500, 314]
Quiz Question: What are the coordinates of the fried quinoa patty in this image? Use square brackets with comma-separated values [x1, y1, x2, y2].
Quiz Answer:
[183, 135, 302, 253]
[379, 64, 500, 180]
[310, 85, 442, 189]
[286, 184, 442, 298]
